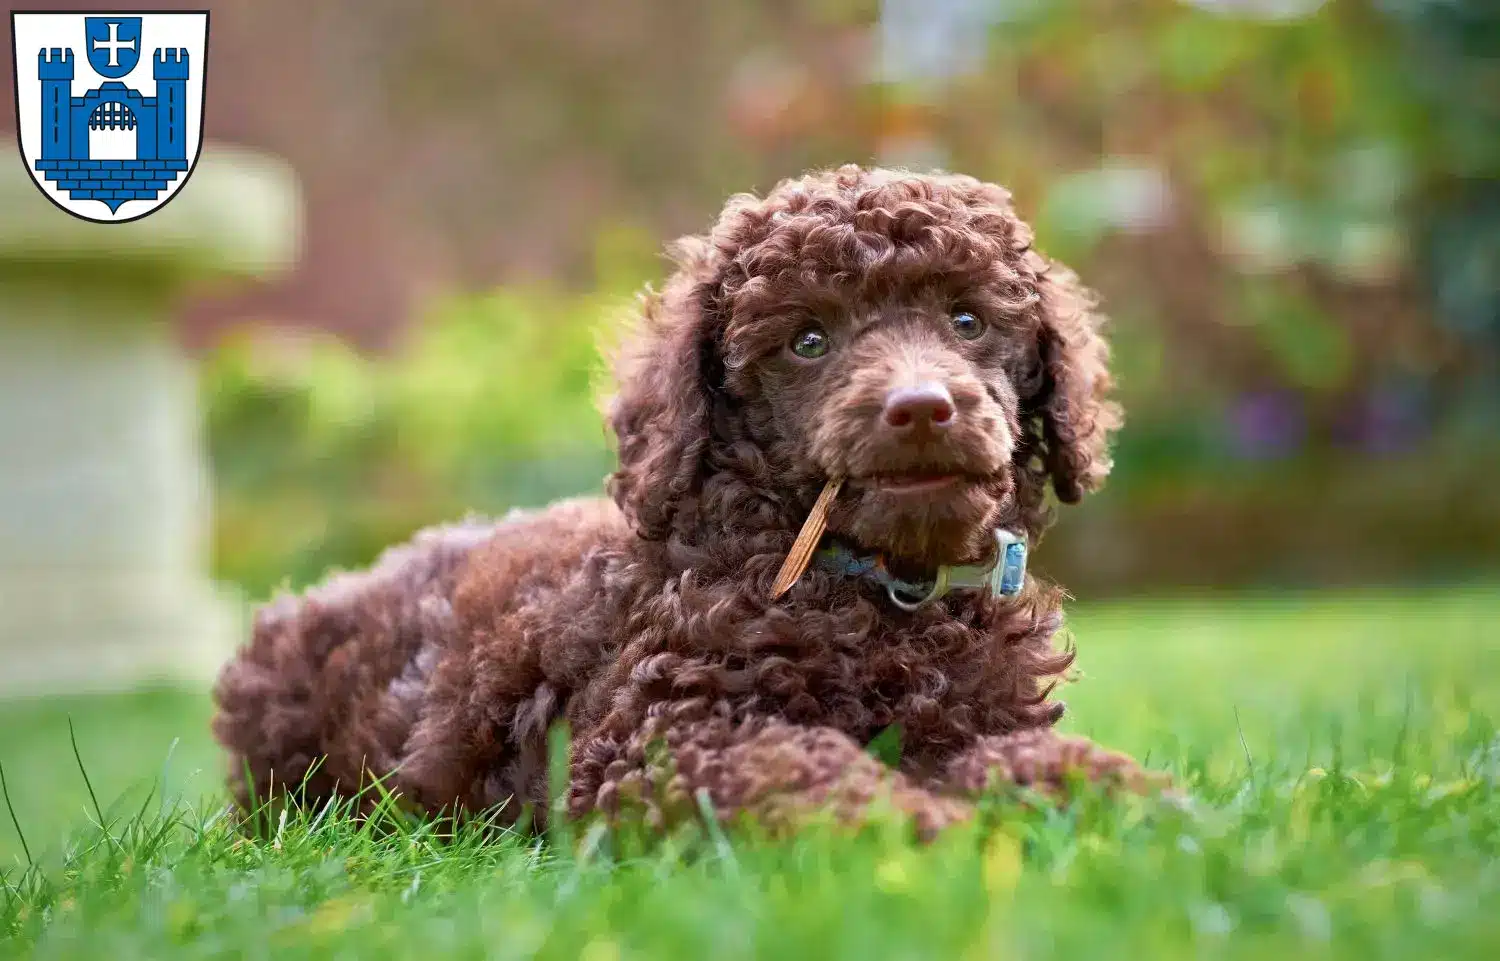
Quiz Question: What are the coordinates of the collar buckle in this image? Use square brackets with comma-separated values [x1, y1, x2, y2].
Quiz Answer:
[884, 567, 950, 612]
[824, 529, 1028, 612]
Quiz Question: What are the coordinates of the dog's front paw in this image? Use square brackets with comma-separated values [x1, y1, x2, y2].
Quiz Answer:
[943, 729, 1167, 802]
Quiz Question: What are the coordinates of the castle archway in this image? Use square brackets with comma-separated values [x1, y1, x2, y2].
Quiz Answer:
[87, 100, 137, 160]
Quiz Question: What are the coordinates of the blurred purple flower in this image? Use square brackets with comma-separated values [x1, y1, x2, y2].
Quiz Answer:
[1333, 383, 1431, 456]
[1228, 391, 1306, 461]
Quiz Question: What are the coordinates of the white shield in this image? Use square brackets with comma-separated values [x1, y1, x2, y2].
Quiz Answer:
[11, 11, 209, 224]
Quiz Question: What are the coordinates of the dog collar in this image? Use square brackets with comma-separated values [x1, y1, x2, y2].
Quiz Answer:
[812, 529, 1028, 612]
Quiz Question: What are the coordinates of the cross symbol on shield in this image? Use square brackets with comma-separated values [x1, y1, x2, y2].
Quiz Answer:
[85, 16, 141, 79]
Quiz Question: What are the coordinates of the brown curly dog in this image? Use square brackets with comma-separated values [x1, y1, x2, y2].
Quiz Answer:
[212, 165, 1154, 838]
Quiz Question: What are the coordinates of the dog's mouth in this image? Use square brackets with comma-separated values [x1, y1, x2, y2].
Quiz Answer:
[823, 466, 1010, 573]
[867, 471, 964, 494]
[856, 469, 994, 496]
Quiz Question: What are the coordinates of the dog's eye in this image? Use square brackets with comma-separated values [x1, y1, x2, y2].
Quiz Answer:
[951, 311, 986, 340]
[789, 326, 830, 360]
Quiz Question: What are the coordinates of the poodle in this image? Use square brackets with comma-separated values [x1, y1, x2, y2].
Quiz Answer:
[212, 165, 1153, 838]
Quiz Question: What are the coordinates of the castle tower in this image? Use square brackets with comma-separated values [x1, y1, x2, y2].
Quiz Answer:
[153, 48, 189, 161]
[38, 48, 74, 160]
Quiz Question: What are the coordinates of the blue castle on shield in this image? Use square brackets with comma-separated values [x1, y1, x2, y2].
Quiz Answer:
[32, 19, 191, 213]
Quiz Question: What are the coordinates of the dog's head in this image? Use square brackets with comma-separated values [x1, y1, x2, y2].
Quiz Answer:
[606, 166, 1119, 571]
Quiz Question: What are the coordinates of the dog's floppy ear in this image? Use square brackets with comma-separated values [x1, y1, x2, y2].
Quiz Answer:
[1031, 258, 1122, 505]
[604, 236, 718, 540]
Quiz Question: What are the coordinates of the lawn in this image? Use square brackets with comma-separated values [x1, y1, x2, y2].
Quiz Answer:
[2, 587, 1498, 959]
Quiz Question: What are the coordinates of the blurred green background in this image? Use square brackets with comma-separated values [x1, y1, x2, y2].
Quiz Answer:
[193, 0, 1499, 600]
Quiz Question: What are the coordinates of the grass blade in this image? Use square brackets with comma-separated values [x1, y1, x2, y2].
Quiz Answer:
[68, 717, 117, 854]
[0, 760, 32, 867]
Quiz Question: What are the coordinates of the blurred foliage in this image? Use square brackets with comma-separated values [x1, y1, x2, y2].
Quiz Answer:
[207, 293, 614, 597]
[204, 232, 654, 596]
[204, 0, 1499, 599]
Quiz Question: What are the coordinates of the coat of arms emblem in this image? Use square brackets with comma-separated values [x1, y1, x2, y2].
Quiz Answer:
[11, 11, 209, 223]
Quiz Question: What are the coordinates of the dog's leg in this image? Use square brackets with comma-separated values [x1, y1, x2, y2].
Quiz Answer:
[570, 710, 972, 840]
[937, 729, 1162, 802]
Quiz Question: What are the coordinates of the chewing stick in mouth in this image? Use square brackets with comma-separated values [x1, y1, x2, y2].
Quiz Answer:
[771, 477, 843, 599]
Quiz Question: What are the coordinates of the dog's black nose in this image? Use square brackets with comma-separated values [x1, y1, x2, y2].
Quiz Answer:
[883, 382, 955, 434]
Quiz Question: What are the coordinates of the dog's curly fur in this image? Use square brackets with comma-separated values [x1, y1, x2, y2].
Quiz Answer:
[213, 165, 1150, 837]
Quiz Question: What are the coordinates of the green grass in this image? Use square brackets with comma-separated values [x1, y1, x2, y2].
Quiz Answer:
[2, 587, 1498, 959]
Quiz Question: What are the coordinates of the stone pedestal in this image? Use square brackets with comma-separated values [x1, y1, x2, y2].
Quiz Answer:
[0, 144, 300, 695]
